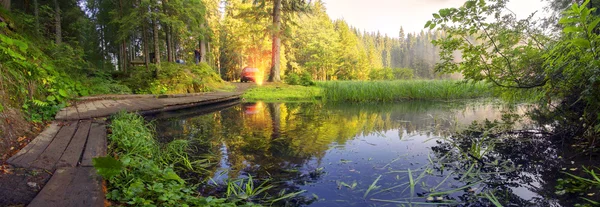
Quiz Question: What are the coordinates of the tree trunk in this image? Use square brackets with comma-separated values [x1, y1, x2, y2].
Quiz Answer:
[33, 0, 39, 34]
[53, 0, 61, 44]
[0, 0, 9, 10]
[200, 37, 207, 63]
[119, 0, 127, 72]
[142, 24, 150, 71]
[152, 18, 160, 65]
[199, 23, 207, 63]
[268, 0, 282, 82]
[162, 0, 172, 62]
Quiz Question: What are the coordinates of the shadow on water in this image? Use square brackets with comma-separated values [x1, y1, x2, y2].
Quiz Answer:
[150, 101, 595, 207]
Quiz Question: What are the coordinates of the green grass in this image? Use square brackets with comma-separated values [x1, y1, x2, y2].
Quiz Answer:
[242, 83, 322, 102]
[319, 80, 494, 102]
[242, 80, 540, 103]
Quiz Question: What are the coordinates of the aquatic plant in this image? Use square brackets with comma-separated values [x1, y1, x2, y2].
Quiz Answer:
[319, 80, 494, 102]
[94, 112, 258, 207]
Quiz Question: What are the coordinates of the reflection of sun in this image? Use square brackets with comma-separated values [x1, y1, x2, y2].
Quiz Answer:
[255, 101, 265, 110]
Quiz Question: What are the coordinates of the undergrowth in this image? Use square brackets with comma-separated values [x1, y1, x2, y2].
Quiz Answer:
[94, 112, 258, 207]
[122, 63, 232, 94]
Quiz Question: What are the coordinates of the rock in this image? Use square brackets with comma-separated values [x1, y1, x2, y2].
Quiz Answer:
[27, 182, 37, 188]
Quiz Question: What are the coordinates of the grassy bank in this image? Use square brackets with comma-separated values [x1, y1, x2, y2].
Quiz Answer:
[242, 83, 322, 102]
[242, 80, 495, 102]
[319, 80, 494, 102]
[95, 113, 257, 207]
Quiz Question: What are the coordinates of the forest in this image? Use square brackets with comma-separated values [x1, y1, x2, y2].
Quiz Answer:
[5, 0, 444, 82]
[1, 0, 600, 206]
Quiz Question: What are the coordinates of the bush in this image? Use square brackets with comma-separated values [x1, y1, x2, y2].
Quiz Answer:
[300, 72, 316, 86]
[285, 72, 315, 86]
[284, 73, 301, 85]
[82, 76, 132, 95]
[122, 62, 229, 94]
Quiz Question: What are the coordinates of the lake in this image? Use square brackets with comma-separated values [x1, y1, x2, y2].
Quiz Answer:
[150, 101, 581, 207]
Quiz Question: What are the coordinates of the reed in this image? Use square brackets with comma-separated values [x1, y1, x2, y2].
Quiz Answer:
[319, 80, 494, 102]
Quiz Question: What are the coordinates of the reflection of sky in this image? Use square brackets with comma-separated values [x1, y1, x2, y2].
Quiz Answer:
[303, 132, 438, 206]
[155, 102, 552, 206]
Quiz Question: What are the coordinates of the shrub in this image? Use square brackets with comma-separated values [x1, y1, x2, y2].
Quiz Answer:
[123, 63, 229, 94]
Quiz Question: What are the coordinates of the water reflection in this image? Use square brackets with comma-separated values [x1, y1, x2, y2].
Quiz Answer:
[152, 101, 573, 206]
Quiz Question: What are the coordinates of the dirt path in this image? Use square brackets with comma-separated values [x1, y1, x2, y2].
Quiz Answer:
[232, 82, 255, 92]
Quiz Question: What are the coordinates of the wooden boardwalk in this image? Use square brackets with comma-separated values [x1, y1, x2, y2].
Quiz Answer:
[8, 91, 243, 207]
[56, 92, 242, 120]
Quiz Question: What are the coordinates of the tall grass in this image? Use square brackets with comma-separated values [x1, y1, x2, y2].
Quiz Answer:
[319, 80, 494, 102]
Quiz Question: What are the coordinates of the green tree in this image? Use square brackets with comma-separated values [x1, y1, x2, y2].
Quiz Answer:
[429, 0, 600, 145]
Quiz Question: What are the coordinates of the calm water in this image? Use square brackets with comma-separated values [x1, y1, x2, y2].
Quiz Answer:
[150, 101, 579, 207]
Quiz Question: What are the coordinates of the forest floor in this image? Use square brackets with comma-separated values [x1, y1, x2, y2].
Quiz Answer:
[0, 109, 50, 207]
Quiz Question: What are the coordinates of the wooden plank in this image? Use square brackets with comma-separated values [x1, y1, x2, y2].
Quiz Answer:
[31, 121, 79, 171]
[130, 99, 156, 110]
[91, 100, 106, 111]
[55, 108, 68, 120]
[80, 123, 107, 167]
[76, 103, 91, 119]
[83, 102, 98, 118]
[95, 100, 121, 117]
[65, 167, 105, 207]
[85, 101, 98, 111]
[28, 167, 77, 207]
[56, 120, 92, 168]
[63, 106, 78, 120]
[7, 123, 61, 168]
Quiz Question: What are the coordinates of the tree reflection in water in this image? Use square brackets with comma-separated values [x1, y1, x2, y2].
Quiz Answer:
[151, 101, 589, 206]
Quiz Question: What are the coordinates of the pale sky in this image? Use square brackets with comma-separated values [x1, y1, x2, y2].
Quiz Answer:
[321, 0, 549, 37]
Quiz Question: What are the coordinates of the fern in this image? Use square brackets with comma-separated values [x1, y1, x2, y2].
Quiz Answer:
[31, 99, 49, 107]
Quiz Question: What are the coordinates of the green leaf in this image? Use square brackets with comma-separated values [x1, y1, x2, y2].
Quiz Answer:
[563, 26, 582, 33]
[164, 170, 184, 184]
[559, 17, 577, 24]
[58, 89, 68, 97]
[588, 19, 600, 34]
[424, 21, 432, 29]
[46, 95, 56, 102]
[571, 38, 591, 48]
[93, 156, 123, 179]
[430, 23, 437, 30]
[13, 39, 28, 53]
[433, 13, 440, 19]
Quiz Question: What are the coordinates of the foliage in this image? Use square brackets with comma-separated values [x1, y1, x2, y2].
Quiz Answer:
[429, 0, 600, 146]
[556, 166, 600, 206]
[319, 80, 493, 102]
[83, 76, 132, 95]
[123, 63, 230, 94]
[219, 1, 445, 82]
[284, 71, 315, 86]
[96, 112, 258, 207]
[242, 83, 321, 102]
[0, 17, 75, 122]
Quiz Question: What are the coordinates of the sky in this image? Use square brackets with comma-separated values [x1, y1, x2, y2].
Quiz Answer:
[321, 0, 549, 37]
